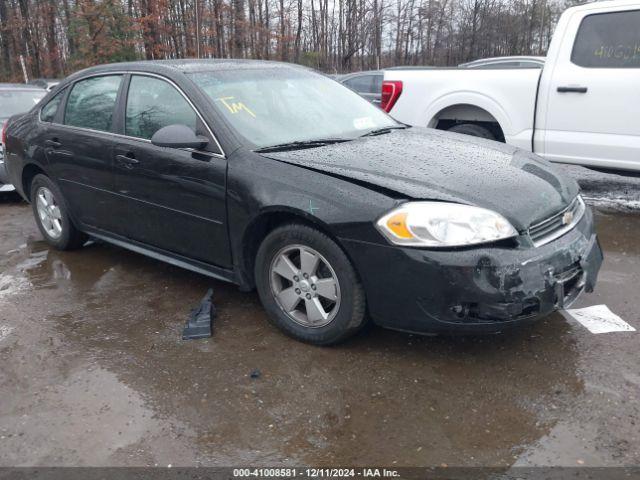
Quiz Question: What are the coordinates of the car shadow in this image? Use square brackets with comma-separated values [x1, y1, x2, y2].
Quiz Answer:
[0, 191, 24, 204]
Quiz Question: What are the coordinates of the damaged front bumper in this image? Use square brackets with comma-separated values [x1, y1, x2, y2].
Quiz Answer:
[343, 206, 603, 334]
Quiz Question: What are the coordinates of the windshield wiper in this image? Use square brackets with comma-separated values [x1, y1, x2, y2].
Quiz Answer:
[254, 138, 349, 153]
[360, 125, 408, 137]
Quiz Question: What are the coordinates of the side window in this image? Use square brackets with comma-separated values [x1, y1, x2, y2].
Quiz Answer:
[64, 75, 122, 131]
[344, 75, 375, 94]
[372, 75, 383, 93]
[126, 75, 197, 140]
[343, 78, 355, 89]
[572, 10, 640, 68]
[40, 89, 65, 123]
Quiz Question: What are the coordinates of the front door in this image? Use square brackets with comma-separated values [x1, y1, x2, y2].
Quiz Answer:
[537, 6, 640, 171]
[112, 74, 231, 268]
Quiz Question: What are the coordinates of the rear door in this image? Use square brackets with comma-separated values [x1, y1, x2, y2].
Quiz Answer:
[537, 6, 640, 170]
[44, 74, 124, 231]
[111, 73, 231, 268]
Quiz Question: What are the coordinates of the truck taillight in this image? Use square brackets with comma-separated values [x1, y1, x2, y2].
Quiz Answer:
[381, 80, 403, 112]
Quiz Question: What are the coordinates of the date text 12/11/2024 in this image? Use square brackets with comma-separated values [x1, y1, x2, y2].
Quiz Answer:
[233, 468, 401, 478]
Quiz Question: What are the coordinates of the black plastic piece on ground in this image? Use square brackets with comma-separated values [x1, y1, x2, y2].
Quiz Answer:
[182, 288, 216, 340]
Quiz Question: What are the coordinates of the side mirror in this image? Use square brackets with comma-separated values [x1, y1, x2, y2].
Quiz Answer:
[151, 124, 209, 150]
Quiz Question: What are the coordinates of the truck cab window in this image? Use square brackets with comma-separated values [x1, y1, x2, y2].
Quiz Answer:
[572, 10, 640, 68]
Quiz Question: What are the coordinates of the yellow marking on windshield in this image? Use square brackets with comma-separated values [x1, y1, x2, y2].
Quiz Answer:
[217, 96, 256, 118]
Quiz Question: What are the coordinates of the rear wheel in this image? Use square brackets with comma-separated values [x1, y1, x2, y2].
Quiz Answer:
[30, 174, 87, 250]
[447, 123, 496, 140]
[255, 224, 366, 345]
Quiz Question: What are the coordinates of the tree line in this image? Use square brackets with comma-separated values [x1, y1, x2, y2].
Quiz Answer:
[0, 0, 582, 82]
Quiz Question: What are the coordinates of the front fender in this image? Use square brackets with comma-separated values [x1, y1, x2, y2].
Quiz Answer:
[226, 152, 400, 285]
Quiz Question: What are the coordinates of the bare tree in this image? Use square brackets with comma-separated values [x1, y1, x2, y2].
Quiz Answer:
[0, 0, 572, 82]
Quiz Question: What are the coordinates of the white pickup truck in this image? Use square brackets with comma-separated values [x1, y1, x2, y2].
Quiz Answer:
[383, 0, 640, 172]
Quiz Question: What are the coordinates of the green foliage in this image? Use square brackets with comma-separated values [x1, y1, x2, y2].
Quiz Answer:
[67, 0, 140, 69]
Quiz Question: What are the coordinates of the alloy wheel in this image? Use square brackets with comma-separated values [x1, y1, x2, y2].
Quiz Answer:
[269, 244, 341, 328]
[35, 186, 63, 239]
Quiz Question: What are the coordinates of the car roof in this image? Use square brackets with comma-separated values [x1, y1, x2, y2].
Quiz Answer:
[567, 0, 640, 14]
[71, 59, 307, 77]
[57, 59, 314, 89]
[0, 83, 46, 91]
[340, 70, 384, 79]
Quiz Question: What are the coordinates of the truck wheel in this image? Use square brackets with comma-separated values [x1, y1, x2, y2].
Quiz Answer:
[30, 174, 87, 250]
[448, 123, 496, 140]
[255, 224, 367, 345]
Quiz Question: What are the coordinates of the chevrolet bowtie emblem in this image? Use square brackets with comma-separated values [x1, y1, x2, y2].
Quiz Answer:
[562, 211, 574, 225]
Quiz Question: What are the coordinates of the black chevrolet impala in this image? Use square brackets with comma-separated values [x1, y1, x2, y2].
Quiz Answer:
[4, 60, 602, 344]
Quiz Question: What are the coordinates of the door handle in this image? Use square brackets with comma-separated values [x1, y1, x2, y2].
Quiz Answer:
[557, 86, 588, 93]
[45, 139, 61, 148]
[115, 153, 139, 169]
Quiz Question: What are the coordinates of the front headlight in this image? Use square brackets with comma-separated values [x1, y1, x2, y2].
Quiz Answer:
[375, 202, 518, 247]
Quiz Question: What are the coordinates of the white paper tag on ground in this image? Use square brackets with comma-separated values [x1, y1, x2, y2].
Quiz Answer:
[563, 305, 636, 334]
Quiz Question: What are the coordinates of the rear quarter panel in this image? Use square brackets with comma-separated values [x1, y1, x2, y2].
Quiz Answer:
[4, 112, 47, 199]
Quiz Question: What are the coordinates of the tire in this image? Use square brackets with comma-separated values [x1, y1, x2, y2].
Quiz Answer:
[30, 174, 87, 250]
[255, 224, 367, 345]
[448, 123, 496, 140]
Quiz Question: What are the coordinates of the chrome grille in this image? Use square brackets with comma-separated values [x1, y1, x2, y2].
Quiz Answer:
[528, 196, 585, 247]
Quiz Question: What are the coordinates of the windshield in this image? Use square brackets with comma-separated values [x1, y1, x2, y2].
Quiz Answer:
[0, 90, 45, 119]
[189, 67, 398, 149]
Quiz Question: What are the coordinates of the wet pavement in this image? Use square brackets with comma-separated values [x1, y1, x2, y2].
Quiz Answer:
[559, 165, 640, 212]
[0, 167, 639, 467]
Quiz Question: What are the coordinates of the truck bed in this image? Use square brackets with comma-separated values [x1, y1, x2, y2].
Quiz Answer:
[384, 67, 542, 151]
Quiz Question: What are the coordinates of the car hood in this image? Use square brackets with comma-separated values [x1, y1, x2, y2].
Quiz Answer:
[261, 127, 579, 231]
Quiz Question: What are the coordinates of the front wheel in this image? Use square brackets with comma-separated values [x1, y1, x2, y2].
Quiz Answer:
[255, 224, 367, 345]
[30, 174, 87, 250]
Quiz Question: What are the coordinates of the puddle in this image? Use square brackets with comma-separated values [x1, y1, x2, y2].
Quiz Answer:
[1, 203, 639, 466]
